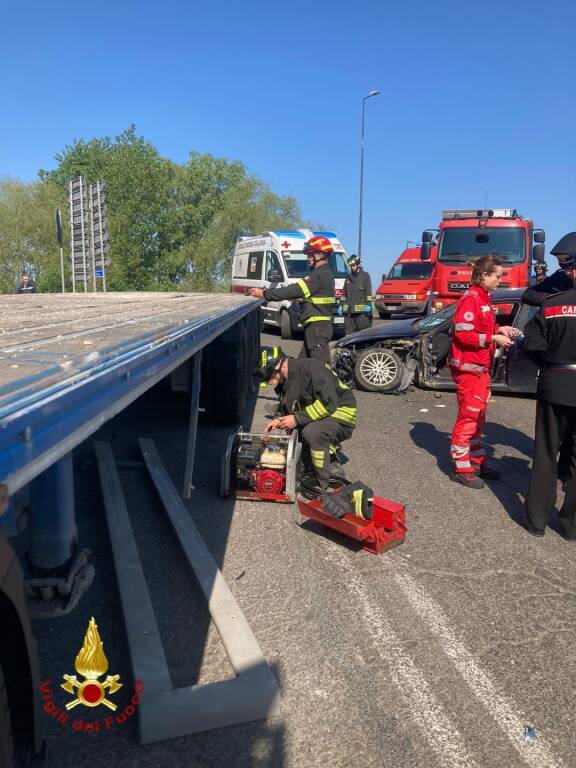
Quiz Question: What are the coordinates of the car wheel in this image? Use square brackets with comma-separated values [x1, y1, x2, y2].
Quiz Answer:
[378, 311, 391, 320]
[280, 310, 293, 339]
[354, 348, 404, 392]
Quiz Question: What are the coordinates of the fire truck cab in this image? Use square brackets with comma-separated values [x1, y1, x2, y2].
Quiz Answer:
[421, 208, 544, 313]
[374, 245, 437, 318]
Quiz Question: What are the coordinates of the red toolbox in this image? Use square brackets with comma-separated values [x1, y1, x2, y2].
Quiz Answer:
[297, 494, 406, 555]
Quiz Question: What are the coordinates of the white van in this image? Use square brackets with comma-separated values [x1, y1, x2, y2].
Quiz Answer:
[231, 229, 350, 338]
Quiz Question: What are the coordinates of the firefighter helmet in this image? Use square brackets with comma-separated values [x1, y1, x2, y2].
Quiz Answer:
[303, 236, 334, 257]
[257, 346, 285, 382]
[347, 254, 361, 267]
[534, 261, 548, 272]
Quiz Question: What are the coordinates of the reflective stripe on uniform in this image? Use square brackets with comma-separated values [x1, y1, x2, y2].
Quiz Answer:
[461, 362, 485, 371]
[309, 297, 336, 305]
[479, 334, 486, 347]
[305, 398, 330, 421]
[311, 449, 325, 468]
[303, 316, 332, 325]
[352, 489, 365, 518]
[297, 279, 311, 299]
[455, 322, 474, 331]
[333, 406, 357, 425]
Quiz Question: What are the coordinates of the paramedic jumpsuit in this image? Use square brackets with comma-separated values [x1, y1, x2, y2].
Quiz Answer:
[448, 285, 498, 475]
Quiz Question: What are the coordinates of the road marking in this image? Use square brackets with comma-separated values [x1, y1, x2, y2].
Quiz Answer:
[324, 548, 478, 768]
[394, 571, 565, 768]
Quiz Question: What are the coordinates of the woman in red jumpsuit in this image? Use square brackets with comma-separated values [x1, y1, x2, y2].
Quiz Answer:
[448, 255, 516, 488]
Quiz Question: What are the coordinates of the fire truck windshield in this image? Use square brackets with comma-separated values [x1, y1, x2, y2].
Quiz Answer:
[387, 262, 435, 280]
[438, 228, 526, 265]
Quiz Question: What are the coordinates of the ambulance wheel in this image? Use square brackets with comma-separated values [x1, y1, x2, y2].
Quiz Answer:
[378, 311, 391, 320]
[354, 348, 403, 392]
[280, 310, 293, 339]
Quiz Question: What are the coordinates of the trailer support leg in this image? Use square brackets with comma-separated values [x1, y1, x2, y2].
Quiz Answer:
[25, 453, 94, 616]
[29, 453, 77, 572]
[183, 352, 202, 499]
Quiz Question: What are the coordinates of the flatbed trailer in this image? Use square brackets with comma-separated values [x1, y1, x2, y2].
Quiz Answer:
[0, 292, 271, 762]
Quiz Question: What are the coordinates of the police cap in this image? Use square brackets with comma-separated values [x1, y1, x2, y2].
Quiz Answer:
[550, 232, 576, 259]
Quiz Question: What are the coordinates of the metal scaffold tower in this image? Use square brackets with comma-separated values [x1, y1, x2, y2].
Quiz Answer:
[69, 177, 109, 292]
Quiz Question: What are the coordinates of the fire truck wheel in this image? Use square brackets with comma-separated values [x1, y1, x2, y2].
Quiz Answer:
[280, 310, 293, 340]
[354, 348, 404, 392]
[0, 664, 14, 768]
[378, 311, 391, 320]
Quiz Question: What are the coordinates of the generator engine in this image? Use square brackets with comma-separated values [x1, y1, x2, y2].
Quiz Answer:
[221, 429, 301, 502]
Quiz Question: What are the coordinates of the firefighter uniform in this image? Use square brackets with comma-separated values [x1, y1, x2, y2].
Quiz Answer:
[280, 358, 357, 488]
[343, 267, 373, 335]
[448, 285, 499, 476]
[264, 263, 336, 364]
[523, 286, 576, 537]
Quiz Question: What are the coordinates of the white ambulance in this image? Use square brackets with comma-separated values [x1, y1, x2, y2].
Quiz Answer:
[231, 229, 350, 338]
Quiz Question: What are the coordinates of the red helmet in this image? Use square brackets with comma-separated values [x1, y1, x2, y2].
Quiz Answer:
[303, 235, 334, 257]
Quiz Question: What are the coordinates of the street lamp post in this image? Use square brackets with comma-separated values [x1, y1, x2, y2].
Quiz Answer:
[357, 89, 380, 259]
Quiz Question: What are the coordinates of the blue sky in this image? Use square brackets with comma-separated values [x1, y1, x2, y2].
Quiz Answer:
[1, 0, 575, 287]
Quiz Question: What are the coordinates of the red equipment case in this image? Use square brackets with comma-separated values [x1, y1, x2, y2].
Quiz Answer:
[297, 494, 406, 555]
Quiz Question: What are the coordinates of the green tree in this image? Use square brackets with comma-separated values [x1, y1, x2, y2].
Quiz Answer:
[0, 178, 67, 293]
[21, 125, 311, 293]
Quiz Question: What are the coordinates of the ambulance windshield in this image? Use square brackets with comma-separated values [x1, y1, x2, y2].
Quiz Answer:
[283, 251, 350, 278]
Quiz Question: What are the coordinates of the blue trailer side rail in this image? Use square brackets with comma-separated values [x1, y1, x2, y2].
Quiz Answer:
[0, 292, 260, 502]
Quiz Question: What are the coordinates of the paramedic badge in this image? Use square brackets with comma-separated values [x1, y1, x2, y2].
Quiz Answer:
[463, 311, 474, 321]
[61, 617, 122, 710]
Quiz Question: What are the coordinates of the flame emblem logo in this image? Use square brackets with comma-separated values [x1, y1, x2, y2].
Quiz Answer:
[61, 617, 122, 710]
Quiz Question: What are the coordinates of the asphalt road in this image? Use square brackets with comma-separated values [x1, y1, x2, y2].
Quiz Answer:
[18, 319, 576, 768]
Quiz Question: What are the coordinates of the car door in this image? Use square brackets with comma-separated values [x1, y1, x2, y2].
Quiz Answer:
[500, 303, 539, 393]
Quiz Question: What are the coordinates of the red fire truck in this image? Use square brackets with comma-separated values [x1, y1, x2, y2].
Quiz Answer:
[374, 246, 437, 318]
[420, 209, 545, 312]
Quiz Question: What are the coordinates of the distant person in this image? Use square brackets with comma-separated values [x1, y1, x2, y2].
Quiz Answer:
[17, 273, 36, 294]
[528, 261, 548, 286]
[342, 255, 373, 335]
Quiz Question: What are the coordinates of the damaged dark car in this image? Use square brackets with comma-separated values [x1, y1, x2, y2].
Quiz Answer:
[333, 288, 539, 394]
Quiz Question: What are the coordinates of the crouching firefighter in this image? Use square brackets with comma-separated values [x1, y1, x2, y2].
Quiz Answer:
[248, 236, 336, 364]
[257, 346, 357, 490]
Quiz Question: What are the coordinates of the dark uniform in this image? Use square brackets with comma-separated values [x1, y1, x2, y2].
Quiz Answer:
[523, 286, 576, 537]
[264, 263, 335, 364]
[522, 269, 572, 306]
[522, 266, 574, 482]
[280, 358, 357, 488]
[343, 267, 373, 335]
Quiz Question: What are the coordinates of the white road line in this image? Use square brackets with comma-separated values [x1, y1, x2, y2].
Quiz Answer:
[324, 548, 478, 768]
[394, 571, 565, 768]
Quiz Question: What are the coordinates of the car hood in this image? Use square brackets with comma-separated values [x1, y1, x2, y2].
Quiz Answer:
[337, 317, 421, 347]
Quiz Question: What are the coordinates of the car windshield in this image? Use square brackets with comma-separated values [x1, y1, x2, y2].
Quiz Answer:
[413, 304, 456, 331]
[439, 227, 526, 265]
[387, 262, 434, 280]
[283, 251, 350, 278]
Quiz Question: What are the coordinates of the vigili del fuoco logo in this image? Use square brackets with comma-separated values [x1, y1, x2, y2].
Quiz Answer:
[40, 617, 144, 733]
